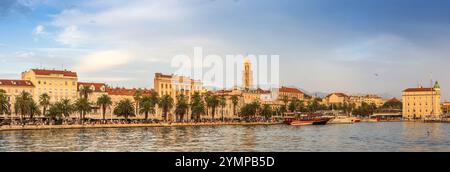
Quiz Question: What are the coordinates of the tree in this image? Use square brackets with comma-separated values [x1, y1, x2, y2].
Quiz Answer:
[288, 97, 300, 113]
[74, 98, 91, 122]
[140, 95, 157, 120]
[159, 95, 174, 121]
[46, 99, 73, 124]
[175, 94, 189, 122]
[79, 86, 93, 99]
[261, 104, 273, 120]
[190, 92, 205, 122]
[231, 95, 239, 117]
[219, 95, 227, 121]
[14, 91, 33, 122]
[29, 101, 41, 120]
[113, 99, 135, 120]
[382, 101, 402, 109]
[281, 96, 289, 117]
[97, 94, 112, 120]
[39, 93, 51, 117]
[206, 94, 219, 120]
[133, 90, 142, 116]
[240, 102, 260, 120]
[0, 89, 10, 116]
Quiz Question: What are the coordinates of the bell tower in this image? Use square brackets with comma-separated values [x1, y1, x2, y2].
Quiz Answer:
[243, 57, 253, 90]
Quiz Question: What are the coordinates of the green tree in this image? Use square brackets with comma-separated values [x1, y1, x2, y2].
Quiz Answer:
[29, 101, 41, 119]
[190, 92, 205, 122]
[281, 96, 289, 117]
[14, 91, 33, 122]
[113, 99, 135, 120]
[97, 94, 112, 120]
[175, 94, 189, 122]
[240, 102, 261, 120]
[261, 104, 273, 120]
[0, 89, 10, 116]
[79, 86, 93, 99]
[231, 95, 239, 117]
[74, 98, 91, 122]
[46, 99, 73, 124]
[159, 95, 174, 121]
[219, 95, 227, 121]
[133, 90, 142, 116]
[39, 93, 51, 117]
[206, 94, 219, 120]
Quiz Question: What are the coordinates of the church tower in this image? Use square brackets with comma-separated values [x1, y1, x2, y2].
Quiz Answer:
[243, 58, 253, 90]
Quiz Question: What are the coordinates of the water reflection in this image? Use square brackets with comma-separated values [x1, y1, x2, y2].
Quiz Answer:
[1, 123, 450, 152]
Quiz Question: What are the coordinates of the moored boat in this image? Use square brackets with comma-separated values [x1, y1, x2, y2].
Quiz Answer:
[328, 116, 354, 124]
[290, 120, 314, 126]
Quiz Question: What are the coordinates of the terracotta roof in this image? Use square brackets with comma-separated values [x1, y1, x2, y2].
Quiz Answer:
[78, 82, 106, 92]
[31, 69, 77, 77]
[327, 93, 348, 97]
[106, 88, 153, 96]
[256, 88, 271, 94]
[387, 97, 401, 103]
[403, 88, 435, 92]
[155, 73, 173, 78]
[0, 79, 34, 87]
[279, 86, 304, 94]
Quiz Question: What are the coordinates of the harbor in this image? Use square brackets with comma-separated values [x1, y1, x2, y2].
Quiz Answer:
[1, 122, 450, 152]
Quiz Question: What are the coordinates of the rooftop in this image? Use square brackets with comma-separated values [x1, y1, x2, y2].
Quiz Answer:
[0, 79, 34, 87]
[279, 86, 304, 94]
[78, 82, 107, 92]
[30, 69, 77, 77]
[106, 87, 153, 96]
[403, 87, 436, 92]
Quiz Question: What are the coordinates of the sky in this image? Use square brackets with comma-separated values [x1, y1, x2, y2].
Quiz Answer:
[1, 0, 450, 99]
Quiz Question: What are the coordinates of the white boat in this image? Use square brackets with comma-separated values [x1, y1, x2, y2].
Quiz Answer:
[328, 116, 354, 124]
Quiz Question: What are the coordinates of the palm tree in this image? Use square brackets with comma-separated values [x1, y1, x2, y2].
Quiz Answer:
[133, 90, 142, 116]
[113, 99, 135, 120]
[175, 94, 189, 122]
[140, 96, 156, 120]
[0, 89, 10, 116]
[29, 101, 41, 120]
[149, 92, 159, 117]
[74, 98, 91, 122]
[159, 95, 174, 121]
[190, 92, 205, 122]
[39, 93, 51, 117]
[14, 91, 33, 122]
[79, 86, 93, 99]
[282, 95, 289, 117]
[219, 96, 226, 121]
[261, 104, 273, 120]
[59, 99, 74, 119]
[206, 94, 219, 120]
[231, 95, 239, 117]
[97, 94, 112, 121]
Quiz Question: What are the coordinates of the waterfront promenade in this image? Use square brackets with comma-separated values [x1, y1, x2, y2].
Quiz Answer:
[0, 121, 280, 132]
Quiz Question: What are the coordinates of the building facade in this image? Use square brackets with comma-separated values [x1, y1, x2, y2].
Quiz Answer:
[0, 79, 35, 115]
[154, 73, 203, 101]
[21, 69, 78, 102]
[323, 93, 349, 105]
[349, 94, 385, 107]
[402, 82, 442, 119]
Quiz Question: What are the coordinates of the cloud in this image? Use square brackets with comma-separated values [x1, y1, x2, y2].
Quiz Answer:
[74, 50, 132, 72]
[15, 51, 35, 58]
[55, 25, 89, 47]
[33, 25, 45, 35]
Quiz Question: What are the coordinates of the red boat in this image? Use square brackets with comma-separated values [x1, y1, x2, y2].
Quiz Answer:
[285, 114, 331, 126]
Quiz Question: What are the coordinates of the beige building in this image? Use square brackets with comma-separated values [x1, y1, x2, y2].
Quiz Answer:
[21, 69, 78, 102]
[0, 79, 35, 115]
[349, 94, 385, 107]
[278, 86, 305, 101]
[154, 73, 203, 101]
[402, 82, 442, 119]
[324, 93, 349, 105]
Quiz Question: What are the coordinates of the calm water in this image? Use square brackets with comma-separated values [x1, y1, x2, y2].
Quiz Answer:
[1, 122, 450, 152]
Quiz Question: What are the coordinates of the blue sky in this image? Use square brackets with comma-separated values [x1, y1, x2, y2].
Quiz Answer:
[1, 0, 450, 99]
